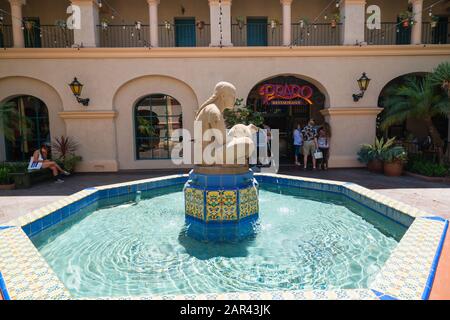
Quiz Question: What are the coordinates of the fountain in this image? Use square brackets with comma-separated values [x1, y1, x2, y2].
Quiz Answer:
[184, 82, 260, 242]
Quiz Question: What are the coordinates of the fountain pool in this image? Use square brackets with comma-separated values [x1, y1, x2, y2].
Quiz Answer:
[31, 182, 405, 298]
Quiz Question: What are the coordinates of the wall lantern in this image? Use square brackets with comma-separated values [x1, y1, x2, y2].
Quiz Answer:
[69, 77, 90, 106]
[353, 72, 371, 102]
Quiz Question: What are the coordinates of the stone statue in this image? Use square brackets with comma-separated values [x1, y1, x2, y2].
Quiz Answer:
[195, 81, 257, 169]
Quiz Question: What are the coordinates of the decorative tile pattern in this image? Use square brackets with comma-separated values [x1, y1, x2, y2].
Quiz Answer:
[371, 218, 446, 300]
[184, 188, 204, 220]
[93, 289, 378, 300]
[0, 227, 71, 300]
[222, 190, 238, 221]
[1, 172, 447, 300]
[239, 186, 259, 219]
[206, 191, 222, 221]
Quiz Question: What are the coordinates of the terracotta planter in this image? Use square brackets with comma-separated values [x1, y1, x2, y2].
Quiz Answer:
[367, 159, 384, 173]
[0, 183, 15, 190]
[331, 20, 337, 28]
[402, 20, 410, 28]
[384, 160, 404, 177]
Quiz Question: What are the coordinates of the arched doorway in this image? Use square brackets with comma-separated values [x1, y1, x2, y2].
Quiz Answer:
[134, 93, 182, 160]
[2, 95, 50, 161]
[378, 73, 449, 159]
[247, 75, 326, 160]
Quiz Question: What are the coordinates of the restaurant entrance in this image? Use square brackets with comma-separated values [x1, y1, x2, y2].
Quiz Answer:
[247, 76, 325, 161]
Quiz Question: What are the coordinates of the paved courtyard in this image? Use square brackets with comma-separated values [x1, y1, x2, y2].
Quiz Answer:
[1, 168, 449, 224]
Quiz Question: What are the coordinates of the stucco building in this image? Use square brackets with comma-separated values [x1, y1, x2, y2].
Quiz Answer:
[0, 0, 449, 171]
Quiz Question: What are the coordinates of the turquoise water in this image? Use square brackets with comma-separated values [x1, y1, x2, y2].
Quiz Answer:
[32, 184, 406, 298]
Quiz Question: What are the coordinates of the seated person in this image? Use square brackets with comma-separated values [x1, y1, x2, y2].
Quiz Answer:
[31, 144, 70, 183]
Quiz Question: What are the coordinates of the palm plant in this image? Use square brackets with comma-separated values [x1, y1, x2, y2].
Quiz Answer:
[430, 62, 450, 97]
[0, 102, 18, 142]
[380, 75, 449, 163]
[0, 102, 31, 142]
[358, 137, 396, 164]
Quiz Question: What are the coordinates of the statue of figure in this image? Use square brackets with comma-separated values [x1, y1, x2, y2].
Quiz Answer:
[195, 82, 257, 168]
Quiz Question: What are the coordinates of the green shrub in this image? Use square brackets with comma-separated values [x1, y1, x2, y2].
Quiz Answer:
[357, 137, 396, 164]
[0, 167, 11, 184]
[381, 145, 408, 163]
[407, 157, 449, 177]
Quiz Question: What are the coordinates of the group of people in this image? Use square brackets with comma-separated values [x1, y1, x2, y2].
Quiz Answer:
[293, 119, 330, 170]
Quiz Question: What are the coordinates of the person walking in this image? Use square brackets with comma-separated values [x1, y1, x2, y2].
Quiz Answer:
[302, 119, 318, 170]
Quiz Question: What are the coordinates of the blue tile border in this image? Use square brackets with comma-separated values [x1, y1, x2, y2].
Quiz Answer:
[421, 219, 449, 300]
[3, 173, 447, 300]
[371, 289, 398, 300]
[0, 271, 10, 300]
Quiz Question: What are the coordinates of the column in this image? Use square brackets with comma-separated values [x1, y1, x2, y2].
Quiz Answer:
[320, 108, 381, 167]
[410, 0, 423, 45]
[147, 0, 159, 47]
[8, 0, 26, 48]
[209, 0, 232, 47]
[281, 0, 292, 46]
[71, 0, 100, 47]
[340, 0, 366, 45]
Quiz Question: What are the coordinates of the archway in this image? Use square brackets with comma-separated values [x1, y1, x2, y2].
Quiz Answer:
[113, 75, 198, 170]
[246, 75, 326, 160]
[134, 94, 183, 160]
[2, 95, 50, 161]
[377, 72, 449, 160]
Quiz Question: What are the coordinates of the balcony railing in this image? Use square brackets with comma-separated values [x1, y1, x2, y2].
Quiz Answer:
[99, 25, 150, 47]
[39, 25, 73, 48]
[231, 23, 282, 46]
[99, 24, 211, 47]
[1, 21, 449, 48]
[291, 23, 341, 46]
[158, 23, 211, 47]
[422, 22, 450, 44]
[0, 24, 13, 48]
[365, 22, 412, 45]
[0, 24, 73, 48]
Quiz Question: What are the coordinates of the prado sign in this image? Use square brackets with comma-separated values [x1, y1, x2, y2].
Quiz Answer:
[258, 84, 314, 106]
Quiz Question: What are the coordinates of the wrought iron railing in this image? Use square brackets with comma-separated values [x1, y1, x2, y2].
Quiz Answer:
[231, 23, 282, 46]
[365, 22, 412, 45]
[422, 22, 450, 44]
[99, 25, 150, 47]
[158, 23, 210, 47]
[40, 25, 73, 48]
[291, 23, 341, 46]
[0, 25, 13, 48]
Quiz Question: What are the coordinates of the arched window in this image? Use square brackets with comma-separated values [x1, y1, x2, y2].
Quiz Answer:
[134, 94, 182, 160]
[2, 95, 50, 161]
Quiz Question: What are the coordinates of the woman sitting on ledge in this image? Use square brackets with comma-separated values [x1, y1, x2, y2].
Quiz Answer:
[31, 144, 70, 184]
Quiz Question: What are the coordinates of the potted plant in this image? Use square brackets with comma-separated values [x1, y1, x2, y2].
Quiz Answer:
[381, 146, 408, 177]
[0, 165, 15, 190]
[298, 17, 309, 28]
[235, 17, 245, 30]
[196, 20, 205, 30]
[331, 13, 340, 28]
[270, 19, 279, 30]
[52, 136, 82, 173]
[399, 10, 414, 28]
[430, 15, 439, 28]
[357, 137, 396, 173]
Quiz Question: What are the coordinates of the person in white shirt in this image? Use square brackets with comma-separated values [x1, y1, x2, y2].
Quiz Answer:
[32, 145, 70, 183]
[293, 123, 303, 166]
[317, 127, 330, 170]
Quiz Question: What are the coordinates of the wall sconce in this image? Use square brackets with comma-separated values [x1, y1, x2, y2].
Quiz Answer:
[353, 73, 371, 102]
[69, 77, 90, 106]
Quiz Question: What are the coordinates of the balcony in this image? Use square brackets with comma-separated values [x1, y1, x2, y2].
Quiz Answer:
[365, 22, 450, 45]
[0, 22, 448, 48]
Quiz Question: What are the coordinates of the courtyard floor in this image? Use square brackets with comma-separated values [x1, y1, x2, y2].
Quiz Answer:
[0, 167, 449, 300]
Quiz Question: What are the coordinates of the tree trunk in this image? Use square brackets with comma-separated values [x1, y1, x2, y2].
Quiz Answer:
[424, 117, 444, 164]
